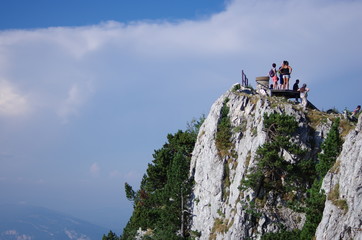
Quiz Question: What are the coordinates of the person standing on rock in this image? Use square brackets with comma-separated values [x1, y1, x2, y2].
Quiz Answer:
[278, 64, 284, 89]
[280, 60, 293, 90]
[269, 63, 279, 89]
[298, 83, 310, 110]
[293, 79, 300, 103]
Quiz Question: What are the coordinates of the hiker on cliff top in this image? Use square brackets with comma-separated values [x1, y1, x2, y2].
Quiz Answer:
[351, 105, 361, 119]
[293, 79, 300, 103]
[280, 61, 293, 90]
[344, 105, 360, 122]
[278, 65, 284, 89]
[298, 83, 309, 110]
[269, 63, 279, 89]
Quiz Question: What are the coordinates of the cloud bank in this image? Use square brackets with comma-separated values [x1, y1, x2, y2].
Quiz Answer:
[0, 0, 361, 126]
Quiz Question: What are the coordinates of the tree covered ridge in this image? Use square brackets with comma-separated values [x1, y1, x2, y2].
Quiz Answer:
[104, 117, 204, 240]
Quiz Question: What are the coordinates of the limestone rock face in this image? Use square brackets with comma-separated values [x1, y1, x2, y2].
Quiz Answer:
[188, 87, 333, 239]
[315, 114, 362, 240]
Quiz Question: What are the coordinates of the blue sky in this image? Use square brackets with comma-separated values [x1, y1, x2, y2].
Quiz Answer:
[0, 0, 226, 29]
[0, 0, 361, 234]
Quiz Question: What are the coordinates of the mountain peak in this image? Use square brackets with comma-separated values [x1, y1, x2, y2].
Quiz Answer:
[120, 85, 361, 240]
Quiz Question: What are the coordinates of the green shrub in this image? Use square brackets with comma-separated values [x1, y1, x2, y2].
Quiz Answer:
[216, 98, 233, 158]
[316, 118, 342, 177]
[328, 183, 348, 214]
[261, 229, 301, 240]
[232, 84, 241, 92]
[300, 118, 342, 239]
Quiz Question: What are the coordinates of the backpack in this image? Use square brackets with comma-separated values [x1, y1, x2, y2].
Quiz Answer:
[269, 68, 275, 77]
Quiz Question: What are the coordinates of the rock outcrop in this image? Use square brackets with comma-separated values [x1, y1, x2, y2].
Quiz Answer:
[188, 86, 359, 239]
[315, 114, 362, 240]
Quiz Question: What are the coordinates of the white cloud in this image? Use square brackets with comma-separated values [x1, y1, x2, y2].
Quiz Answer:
[0, 79, 29, 116]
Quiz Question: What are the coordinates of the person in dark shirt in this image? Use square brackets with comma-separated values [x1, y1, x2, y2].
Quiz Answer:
[278, 65, 284, 89]
[280, 60, 293, 89]
[293, 79, 300, 91]
[293, 79, 300, 103]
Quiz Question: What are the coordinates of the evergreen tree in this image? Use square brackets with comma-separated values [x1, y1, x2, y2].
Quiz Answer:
[316, 118, 342, 177]
[300, 118, 343, 239]
[120, 116, 204, 239]
[242, 113, 307, 197]
[102, 231, 120, 240]
[299, 179, 325, 239]
[260, 117, 343, 239]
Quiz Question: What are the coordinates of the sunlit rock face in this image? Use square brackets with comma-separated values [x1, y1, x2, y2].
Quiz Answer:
[316, 114, 362, 240]
[188, 86, 358, 240]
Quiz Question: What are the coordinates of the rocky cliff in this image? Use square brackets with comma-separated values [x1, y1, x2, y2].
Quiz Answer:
[315, 113, 362, 240]
[188, 85, 360, 240]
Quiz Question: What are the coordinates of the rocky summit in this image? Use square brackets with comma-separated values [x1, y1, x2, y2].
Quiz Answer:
[121, 84, 361, 240]
[188, 85, 361, 240]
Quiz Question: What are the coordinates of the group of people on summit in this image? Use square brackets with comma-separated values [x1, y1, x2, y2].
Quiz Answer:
[262, 60, 360, 118]
[269, 61, 292, 90]
[268, 61, 310, 109]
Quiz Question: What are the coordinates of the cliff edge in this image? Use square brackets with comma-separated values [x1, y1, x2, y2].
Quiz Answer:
[189, 85, 359, 240]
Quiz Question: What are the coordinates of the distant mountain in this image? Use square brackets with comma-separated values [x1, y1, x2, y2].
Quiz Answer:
[0, 204, 108, 240]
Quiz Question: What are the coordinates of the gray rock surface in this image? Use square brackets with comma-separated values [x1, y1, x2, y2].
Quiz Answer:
[315, 114, 362, 240]
[188, 86, 338, 239]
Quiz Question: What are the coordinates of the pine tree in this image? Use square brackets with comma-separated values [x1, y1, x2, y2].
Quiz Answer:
[316, 118, 342, 177]
[102, 231, 119, 240]
[120, 116, 204, 239]
[300, 118, 342, 239]
[242, 113, 307, 197]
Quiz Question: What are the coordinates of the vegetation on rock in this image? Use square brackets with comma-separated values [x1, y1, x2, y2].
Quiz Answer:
[105, 90, 349, 240]
[256, 117, 343, 240]
[215, 97, 233, 159]
[242, 113, 311, 199]
[107, 117, 204, 240]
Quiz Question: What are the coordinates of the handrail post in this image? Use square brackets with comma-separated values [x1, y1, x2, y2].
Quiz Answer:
[241, 70, 249, 87]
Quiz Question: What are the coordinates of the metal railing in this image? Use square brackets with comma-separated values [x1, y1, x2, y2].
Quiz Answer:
[241, 70, 248, 87]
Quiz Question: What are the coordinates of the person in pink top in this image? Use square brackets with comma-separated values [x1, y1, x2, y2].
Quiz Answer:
[269, 63, 279, 89]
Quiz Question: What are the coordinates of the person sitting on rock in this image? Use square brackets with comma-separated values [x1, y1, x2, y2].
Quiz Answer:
[351, 105, 361, 120]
